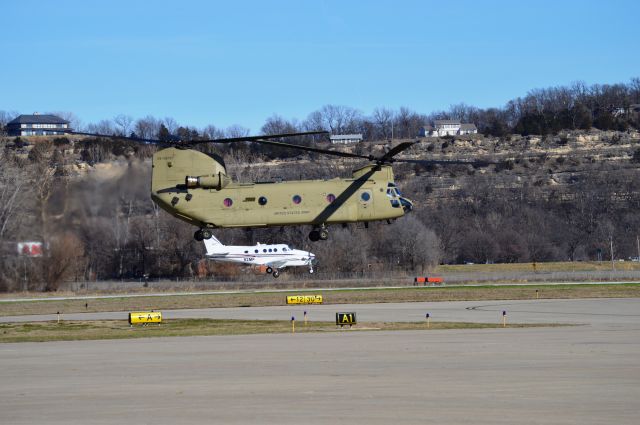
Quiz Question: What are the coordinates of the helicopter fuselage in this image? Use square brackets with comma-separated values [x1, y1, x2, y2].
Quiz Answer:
[150, 147, 413, 232]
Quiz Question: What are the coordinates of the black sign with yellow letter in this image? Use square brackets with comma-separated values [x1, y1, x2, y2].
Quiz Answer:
[336, 312, 357, 326]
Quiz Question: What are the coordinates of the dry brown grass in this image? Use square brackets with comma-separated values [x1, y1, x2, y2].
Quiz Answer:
[435, 261, 640, 273]
[0, 283, 638, 317]
[0, 319, 562, 343]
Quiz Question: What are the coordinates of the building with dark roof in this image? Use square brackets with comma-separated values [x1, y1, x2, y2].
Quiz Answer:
[329, 134, 363, 144]
[6, 113, 71, 136]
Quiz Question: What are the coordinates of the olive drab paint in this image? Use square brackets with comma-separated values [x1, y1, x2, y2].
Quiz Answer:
[150, 148, 412, 232]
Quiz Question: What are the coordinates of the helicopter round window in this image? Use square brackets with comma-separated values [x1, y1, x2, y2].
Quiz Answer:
[361, 191, 371, 202]
[223, 198, 233, 207]
[258, 196, 267, 205]
[326, 193, 336, 203]
[292, 195, 302, 204]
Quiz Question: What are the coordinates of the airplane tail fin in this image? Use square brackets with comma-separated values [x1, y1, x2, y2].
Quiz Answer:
[203, 234, 226, 255]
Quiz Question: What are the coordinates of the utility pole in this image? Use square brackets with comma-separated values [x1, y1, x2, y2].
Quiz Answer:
[637, 235, 639, 262]
[610, 236, 615, 271]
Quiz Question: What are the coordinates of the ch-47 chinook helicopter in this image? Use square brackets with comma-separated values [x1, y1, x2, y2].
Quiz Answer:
[51, 129, 491, 241]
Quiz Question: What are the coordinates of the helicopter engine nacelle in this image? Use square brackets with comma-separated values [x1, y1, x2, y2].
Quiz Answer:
[185, 173, 231, 190]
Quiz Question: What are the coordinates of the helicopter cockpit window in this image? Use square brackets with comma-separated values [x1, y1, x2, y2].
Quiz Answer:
[292, 195, 302, 204]
[326, 194, 336, 203]
[223, 198, 233, 207]
[258, 196, 268, 205]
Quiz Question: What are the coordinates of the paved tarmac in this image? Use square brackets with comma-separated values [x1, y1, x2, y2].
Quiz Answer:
[1, 298, 639, 424]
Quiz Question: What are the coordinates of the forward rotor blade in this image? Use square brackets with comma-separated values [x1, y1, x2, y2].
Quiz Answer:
[378, 142, 417, 163]
[241, 138, 375, 160]
[396, 158, 497, 167]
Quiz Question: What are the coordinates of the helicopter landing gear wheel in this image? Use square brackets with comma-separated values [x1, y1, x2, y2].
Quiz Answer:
[194, 229, 212, 241]
[272, 270, 280, 278]
[309, 230, 320, 242]
[266, 267, 273, 274]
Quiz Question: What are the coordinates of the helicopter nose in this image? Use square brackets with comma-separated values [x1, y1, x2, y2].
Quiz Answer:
[400, 197, 413, 212]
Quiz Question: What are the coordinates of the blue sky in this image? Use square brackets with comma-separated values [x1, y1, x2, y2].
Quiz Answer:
[2, 0, 638, 133]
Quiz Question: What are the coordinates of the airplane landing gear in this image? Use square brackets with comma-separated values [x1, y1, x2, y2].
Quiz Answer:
[194, 229, 213, 241]
[272, 269, 280, 278]
[266, 266, 273, 274]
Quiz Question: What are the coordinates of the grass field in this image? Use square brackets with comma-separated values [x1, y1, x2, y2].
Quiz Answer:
[1, 283, 639, 317]
[0, 319, 563, 343]
[435, 261, 640, 273]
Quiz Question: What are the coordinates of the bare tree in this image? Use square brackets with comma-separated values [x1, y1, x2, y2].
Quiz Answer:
[86, 119, 116, 135]
[134, 116, 161, 139]
[202, 124, 225, 139]
[225, 124, 250, 138]
[0, 110, 19, 136]
[0, 152, 26, 241]
[162, 117, 179, 135]
[304, 104, 363, 134]
[114, 114, 134, 136]
[261, 115, 299, 135]
[372, 107, 394, 139]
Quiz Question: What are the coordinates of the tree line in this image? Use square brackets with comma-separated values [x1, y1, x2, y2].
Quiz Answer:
[2, 78, 639, 141]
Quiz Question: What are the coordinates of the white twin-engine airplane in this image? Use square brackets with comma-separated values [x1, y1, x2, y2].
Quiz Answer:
[203, 235, 316, 278]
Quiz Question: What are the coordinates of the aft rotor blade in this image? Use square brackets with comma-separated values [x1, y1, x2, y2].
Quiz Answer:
[185, 131, 329, 145]
[40, 130, 169, 145]
[42, 129, 330, 146]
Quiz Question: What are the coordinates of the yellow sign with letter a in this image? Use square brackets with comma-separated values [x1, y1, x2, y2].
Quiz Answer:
[129, 311, 162, 325]
[286, 295, 323, 305]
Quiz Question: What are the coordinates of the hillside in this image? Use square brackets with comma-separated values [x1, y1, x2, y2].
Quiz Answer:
[1, 129, 639, 291]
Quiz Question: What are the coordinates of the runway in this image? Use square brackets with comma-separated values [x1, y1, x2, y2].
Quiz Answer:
[1, 298, 639, 424]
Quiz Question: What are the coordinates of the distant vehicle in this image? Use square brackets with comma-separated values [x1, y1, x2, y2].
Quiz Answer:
[203, 235, 315, 278]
